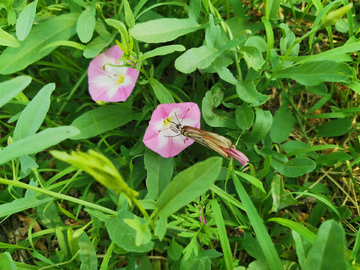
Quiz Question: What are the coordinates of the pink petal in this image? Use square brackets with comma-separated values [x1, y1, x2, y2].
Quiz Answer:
[223, 148, 249, 166]
[88, 45, 139, 102]
[143, 102, 201, 157]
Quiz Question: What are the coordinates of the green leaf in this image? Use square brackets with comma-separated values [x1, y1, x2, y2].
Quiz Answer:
[131, 18, 200, 43]
[235, 103, 254, 130]
[242, 231, 266, 262]
[273, 61, 352, 86]
[41, 40, 86, 51]
[291, 231, 312, 268]
[148, 78, 175, 104]
[166, 239, 183, 261]
[303, 220, 349, 270]
[271, 157, 316, 177]
[210, 200, 234, 270]
[0, 197, 53, 218]
[175, 38, 245, 73]
[139, 45, 185, 61]
[13, 83, 55, 141]
[70, 104, 138, 139]
[188, 0, 201, 22]
[77, 5, 96, 43]
[0, 252, 17, 270]
[242, 46, 265, 70]
[124, 0, 135, 28]
[144, 148, 173, 200]
[124, 216, 151, 246]
[0, 28, 20, 47]
[0, 126, 80, 165]
[0, 13, 78, 75]
[269, 175, 300, 213]
[83, 32, 115, 58]
[106, 208, 154, 252]
[317, 118, 352, 137]
[315, 152, 352, 166]
[202, 85, 237, 129]
[270, 104, 294, 143]
[233, 174, 283, 270]
[154, 216, 167, 241]
[0, 76, 32, 108]
[267, 218, 316, 243]
[156, 157, 222, 218]
[242, 108, 273, 144]
[15, 0, 38, 41]
[234, 171, 265, 193]
[78, 232, 98, 270]
[216, 67, 268, 106]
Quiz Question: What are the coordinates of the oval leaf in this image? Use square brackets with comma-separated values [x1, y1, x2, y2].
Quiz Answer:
[156, 157, 222, 218]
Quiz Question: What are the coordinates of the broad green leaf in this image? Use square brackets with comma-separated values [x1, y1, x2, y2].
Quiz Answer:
[0, 28, 20, 47]
[148, 78, 175, 104]
[131, 18, 200, 43]
[271, 157, 316, 177]
[242, 46, 265, 70]
[70, 104, 138, 139]
[77, 6, 96, 43]
[0, 197, 53, 218]
[233, 174, 283, 270]
[188, 0, 201, 22]
[106, 208, 154, 252]
[270, 104, 294, 143]
[0, 126, 80, 164]
[202, 85, 237, 129]
[273, 61, 352, 86]
[140, 45, 185, 61]
[83, 32, 116, 58]
[242, 108, 273, 144]
[216, 67, 268, 106]
[315, 152, 352, 166]
[266, 0, 281, 20]
[0, 13, 78, 75]
[210, 200, 234, 270]
[269, 175, 300, 212]
[281, 140, 310, 155]
[13, 83, 55, 141]
[292, 231, 311, 268]
[0, 252, 17, 270]
[279, 23, 299, 67]
[166, 239, 183, 261]
[268, 218, 316, 243]
[0, 76, 31, 108]
[15, 0, 38, 41]
[175, 38, 245, 73]
[144, 148, 173, 200]
[235, 103, 254, 130]
[303, 220, 349, 270]
[317, 118, 352, 137]
[156, 157, 222, 218]
[78, 232, 98, 270]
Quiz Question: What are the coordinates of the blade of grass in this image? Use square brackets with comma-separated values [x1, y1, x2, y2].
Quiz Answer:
[233, 173, 283, 270]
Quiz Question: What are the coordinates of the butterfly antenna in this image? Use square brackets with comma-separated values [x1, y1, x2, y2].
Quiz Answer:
[179, 107, 191, 124]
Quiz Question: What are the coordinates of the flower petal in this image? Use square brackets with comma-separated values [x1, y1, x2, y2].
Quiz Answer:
[88, 45, 139, 102]
[143, 102, 201, 157]
[223, 148, 249, 166]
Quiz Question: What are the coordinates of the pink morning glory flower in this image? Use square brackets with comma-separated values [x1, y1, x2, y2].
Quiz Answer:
[88, 45, 139, 102]
[143, 102, 201, 158]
